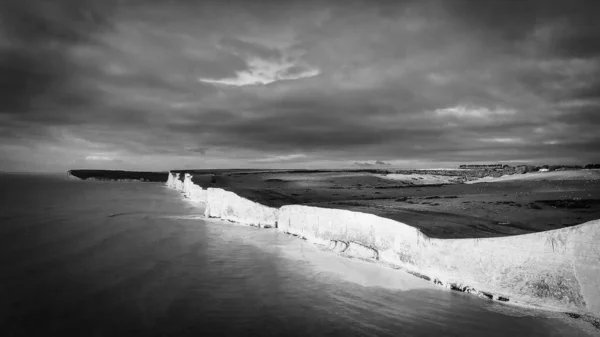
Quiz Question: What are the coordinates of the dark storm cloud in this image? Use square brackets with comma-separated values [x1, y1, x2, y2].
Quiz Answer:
[167, 87, 446, 152]
[0, 0, 115, 114]
[2, 0, 600, 171]
[219, 37, 282, 61]
[440, 0, 600, 43]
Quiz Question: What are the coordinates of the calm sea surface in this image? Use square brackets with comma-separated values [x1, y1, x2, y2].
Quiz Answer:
[0, 174, 593, 336]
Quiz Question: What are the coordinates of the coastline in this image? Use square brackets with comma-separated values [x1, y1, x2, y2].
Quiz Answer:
[164, 171, 600, 330]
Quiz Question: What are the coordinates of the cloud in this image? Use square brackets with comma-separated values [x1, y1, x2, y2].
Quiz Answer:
[2, 0, 600, 171]
[479, 138, 524, 144]
[186, 147, 208, 155]
[435, 105, 516, 119]
[85, 155, 122, 162]
[253, 154, 306, 163]
[0, 0, 115, 115]
[354, 160, 391, 167]
[197, 51, 320, 86]
[219, 36, 282, 61]
[353, 162, 373, 167]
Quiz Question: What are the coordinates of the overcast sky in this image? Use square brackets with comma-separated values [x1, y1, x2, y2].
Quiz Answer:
[1, 0, 599, 172]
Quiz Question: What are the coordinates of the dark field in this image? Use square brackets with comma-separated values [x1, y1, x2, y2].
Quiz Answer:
[69, 170, 168, 182]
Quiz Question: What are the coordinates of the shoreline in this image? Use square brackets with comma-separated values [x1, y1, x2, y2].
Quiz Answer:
[177, 186, 546, 309]
[164, 171, 600, 331]
[172, 181, 600, 333]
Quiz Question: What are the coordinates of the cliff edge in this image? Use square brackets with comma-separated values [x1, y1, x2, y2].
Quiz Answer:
[165, 171, 600, 320]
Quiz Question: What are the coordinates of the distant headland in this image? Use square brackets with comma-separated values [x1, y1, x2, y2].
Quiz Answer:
[67, 169, 168, 182]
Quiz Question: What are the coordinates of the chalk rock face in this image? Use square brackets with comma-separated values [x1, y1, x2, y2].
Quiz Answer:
[183, 174, 194, 196]
[165, 171, 600, 317]
[173, 173, 184, 191]
[277, 205, 425, 256]
[166, 172, 175, 188]
[326, 240, 349, 253]
[204, 188, 278, 228]
[346, 242, 379, 259]
[165, 172, 207, 203]
[278, 205, 600, 316]
[422, 220, 600, 315]
[187, 184, 207, 203]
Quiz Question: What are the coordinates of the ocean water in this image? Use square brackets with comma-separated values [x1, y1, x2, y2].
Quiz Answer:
[0, 174, 593, 336]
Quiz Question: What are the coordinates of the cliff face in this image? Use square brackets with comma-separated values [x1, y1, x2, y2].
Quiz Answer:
[164, 172, 600, 318]
[173, 173, 183, 191]
[166, 171, 175, 188]
[205, 188, 278, 228]
[425, 224, 600, 315]
[185, 176, 207, 203]
[279, 204, 600, 314]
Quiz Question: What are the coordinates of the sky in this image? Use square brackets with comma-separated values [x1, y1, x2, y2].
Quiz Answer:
[1, 0, 599, 172]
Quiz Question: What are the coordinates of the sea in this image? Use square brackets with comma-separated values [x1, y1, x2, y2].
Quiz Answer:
[0, 173, 594, 336]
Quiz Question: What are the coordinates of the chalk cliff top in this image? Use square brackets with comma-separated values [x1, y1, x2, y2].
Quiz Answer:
[171, 169, 600, 239]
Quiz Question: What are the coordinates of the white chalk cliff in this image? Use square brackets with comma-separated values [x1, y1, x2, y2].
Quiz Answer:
[165, 172, 600, 318]
[204, 188, 278, 228]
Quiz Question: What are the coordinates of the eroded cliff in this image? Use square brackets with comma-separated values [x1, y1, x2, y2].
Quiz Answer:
[164, 172, 600, 319]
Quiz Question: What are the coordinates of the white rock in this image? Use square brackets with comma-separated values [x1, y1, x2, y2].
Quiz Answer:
[174, 172, 600, 317]
[278, 204, 600, 316]
[173, 173, 183, 191]
[166, 172, 175, 188]
[204, 188, 278, 228]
